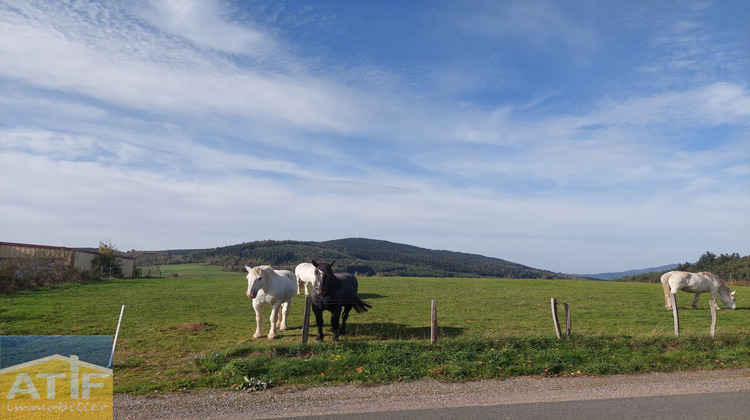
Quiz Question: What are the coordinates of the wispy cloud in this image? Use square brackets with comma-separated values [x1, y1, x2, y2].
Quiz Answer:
[135, 0, 272, 56]
[444, 0, 598, 54]
[0, 1, 364, 134]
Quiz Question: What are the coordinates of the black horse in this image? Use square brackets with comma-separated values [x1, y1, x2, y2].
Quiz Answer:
[310, 260, 371, 342]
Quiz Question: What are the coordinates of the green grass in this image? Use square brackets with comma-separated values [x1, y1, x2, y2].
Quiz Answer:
[1, 264, 749, 394]
[194, 336, 750, 391]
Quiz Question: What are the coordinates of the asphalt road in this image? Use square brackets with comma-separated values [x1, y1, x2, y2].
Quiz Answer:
[302, 391, 750, 420]
[115, 368, 750, 419]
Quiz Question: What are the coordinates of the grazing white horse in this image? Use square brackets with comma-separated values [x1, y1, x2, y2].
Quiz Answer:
[295, 262, 317, 295]
[245, 265, 296, 339]
[661, 271, 736, 310]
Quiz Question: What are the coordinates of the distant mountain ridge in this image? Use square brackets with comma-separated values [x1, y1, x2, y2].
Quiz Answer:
[576, 264, 679, 281]
[128, 237, 574, 279]
[127, 240, 748, 281]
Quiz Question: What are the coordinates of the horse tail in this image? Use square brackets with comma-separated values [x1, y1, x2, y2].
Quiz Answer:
[661, 271, 673, 309]
[352, 296, 372, 313]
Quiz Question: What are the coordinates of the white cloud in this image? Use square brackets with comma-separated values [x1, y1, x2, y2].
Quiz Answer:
[405, 81, 750, 196]
[595, 83, 750, 126]
[2, 136, 747, 273]
[135, 0, 271, 56]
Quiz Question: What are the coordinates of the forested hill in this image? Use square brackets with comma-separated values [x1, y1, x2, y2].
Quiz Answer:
[127, 238, 573, 279]
[617, 252, 750, 284]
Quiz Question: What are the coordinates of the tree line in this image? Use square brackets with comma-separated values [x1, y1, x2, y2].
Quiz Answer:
[617, 251, 750, 284]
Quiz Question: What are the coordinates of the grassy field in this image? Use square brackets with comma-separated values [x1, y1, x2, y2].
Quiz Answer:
[1, 264, 749, 393]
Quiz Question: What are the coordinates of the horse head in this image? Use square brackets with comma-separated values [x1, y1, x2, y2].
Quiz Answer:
[245, 265, 268, 299]
[721, 289, 737, 309]
[312, 260, 336, 296]
[712, 273, 738, 309]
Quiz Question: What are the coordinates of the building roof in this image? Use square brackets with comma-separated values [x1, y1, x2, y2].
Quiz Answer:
[0, 241, 134, 260]
[0, 354, 112, 375]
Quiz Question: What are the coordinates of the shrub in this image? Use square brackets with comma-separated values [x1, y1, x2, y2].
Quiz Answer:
[0, 257, 92, 294]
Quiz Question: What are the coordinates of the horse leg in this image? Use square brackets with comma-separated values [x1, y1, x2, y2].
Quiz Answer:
[312, 304, 325, 342]
[278, 301, 290, 331]
[710, 291, 720, 310]
[329, 307, 342, 342]
[339, 305, 352, 336]
[297, 278, 303, 295]
[252, 302, 264, 339]
[691, 293, 700, 309]
[267, 303, 279, 339]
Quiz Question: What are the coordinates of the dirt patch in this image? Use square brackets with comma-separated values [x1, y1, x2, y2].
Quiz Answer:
[176, 322, 210, 332]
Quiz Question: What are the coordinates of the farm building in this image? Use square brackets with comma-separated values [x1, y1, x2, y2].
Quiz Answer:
[0, 241, 135, 278]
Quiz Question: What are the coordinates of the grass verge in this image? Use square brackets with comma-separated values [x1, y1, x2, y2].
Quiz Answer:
[192, 334, 750, 392]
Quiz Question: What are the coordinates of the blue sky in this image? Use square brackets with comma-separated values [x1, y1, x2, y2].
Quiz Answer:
[1, 0, 748, 274]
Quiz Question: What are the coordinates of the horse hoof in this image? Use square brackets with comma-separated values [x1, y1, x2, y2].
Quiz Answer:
[267, 334, 277, 340]
[253, 333, 263, 339]
[315, 337, 323, 342]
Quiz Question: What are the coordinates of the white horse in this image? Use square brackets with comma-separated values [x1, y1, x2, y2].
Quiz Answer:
[295, 262, 317, 295]
[245, 265, 296, 339]
[661, 271, 736, 310]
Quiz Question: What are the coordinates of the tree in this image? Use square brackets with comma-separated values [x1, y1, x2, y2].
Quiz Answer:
[92, 241, 123, 278]
[695, 251, 716, 270]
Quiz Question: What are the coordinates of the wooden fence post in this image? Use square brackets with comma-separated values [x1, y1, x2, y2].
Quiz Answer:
[431, 300, 438, 344]
[301, 296, 312, 344]
[670, 293, 679, 337]
[710, 302, 717, 338]
[551, 298, 562, 340]
[564, 301, 571, 339]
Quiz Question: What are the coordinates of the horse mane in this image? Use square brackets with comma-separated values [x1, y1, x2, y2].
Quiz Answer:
[700, 272, 730, 292]
[317, 263, 340, 285]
